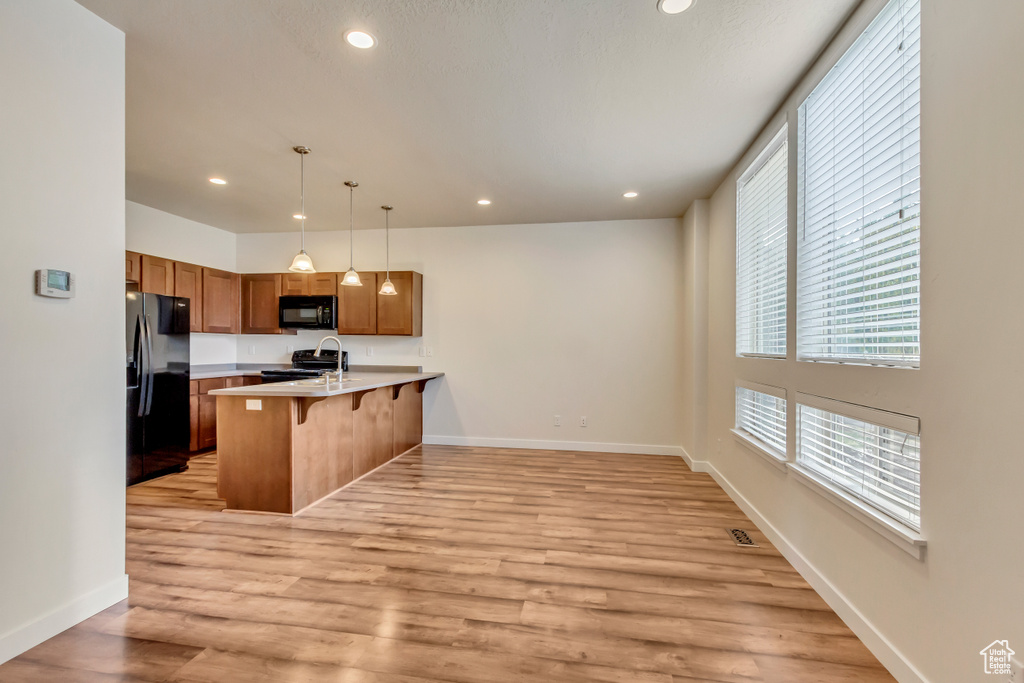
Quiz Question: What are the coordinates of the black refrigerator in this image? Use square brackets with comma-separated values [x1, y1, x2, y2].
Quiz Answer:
[126, 290, 191, 485]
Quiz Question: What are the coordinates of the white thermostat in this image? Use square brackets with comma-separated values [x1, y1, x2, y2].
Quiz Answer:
[36, 269, 75, 299]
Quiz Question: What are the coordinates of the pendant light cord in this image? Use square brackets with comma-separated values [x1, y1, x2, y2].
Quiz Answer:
[385, 210, 390, 278]
[300, 152, 306, 252]
[349, 185, 355, 269]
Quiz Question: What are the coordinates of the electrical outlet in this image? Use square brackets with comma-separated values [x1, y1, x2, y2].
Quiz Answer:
[366, 346, 374, 357]
[247, 345, 256, 356]
[554, 415, 561, 427]
[426, 347, 434, 357]
[418, 347, 426, 357]
[579, 416, 587, 427]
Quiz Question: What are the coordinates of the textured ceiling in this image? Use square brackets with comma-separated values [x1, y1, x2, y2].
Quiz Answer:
[77, 0, 858, 233]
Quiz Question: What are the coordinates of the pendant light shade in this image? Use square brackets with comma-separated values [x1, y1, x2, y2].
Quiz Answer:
[289, 250, 315, 273]
[379, 205, 398, 295]
[341, 181, 362, 286]
[288, 146, 316, 273]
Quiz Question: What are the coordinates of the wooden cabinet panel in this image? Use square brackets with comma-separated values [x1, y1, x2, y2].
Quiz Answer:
[126, 251, 141, 284]
[242, 376, 263, 386]
[140, 255, 176, 296]
[202, 268, 240, 334]
[280, 273, 309, 296]
[189, 395, 200, 452]
[352, 387, 393, 477]
[338, 272, 379, 335]
[198, 394, 218, 450]
[309, 273, 337, 296]
[174, 261, 204, 332]
[241, 274, 282, 334]
[376, 271, 422, 336]
[392, 382, 424, 457]
[291, 393, 354, 511]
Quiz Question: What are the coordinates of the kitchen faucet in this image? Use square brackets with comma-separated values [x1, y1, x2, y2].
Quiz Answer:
[313, 336, 343, 382]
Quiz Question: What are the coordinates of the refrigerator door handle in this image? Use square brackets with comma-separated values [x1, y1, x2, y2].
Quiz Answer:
[143, 314, 155, 416]
[137, 313, 149, 418]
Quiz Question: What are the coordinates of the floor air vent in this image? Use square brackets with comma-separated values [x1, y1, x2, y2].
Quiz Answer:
[728, 528, 759, 548]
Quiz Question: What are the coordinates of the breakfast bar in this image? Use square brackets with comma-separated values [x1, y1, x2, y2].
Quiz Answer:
[210, 371, 443, 514]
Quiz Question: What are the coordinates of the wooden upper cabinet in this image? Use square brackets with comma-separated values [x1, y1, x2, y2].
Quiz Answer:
[140, 254, 175, 295]
[377, 271, 423, 337]
[338, 272, 379, 335]
[241, 274, 282, 334]
[202, 267, 240, 334]
[280, 273, 309, 296]
[174, 261, 204, 332]
[126, 251, 141, 284]
[309, 272, 338, 296]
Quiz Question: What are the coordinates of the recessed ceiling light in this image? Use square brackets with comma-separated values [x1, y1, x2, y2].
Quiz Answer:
[477, 199, 491, 205]
[345, 30, 376, 49]
[293, 214, 306, 220]
[623, 191, 639, 198]
[209, 178, 227, 185]
[657, 0, 695, 15]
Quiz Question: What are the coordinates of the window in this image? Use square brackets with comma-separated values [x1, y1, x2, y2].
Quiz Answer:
[736, 126, 788, 358]
[734, 381, 787, 462]
[797, 0, 921, 367]
[795, 394, 920, 530]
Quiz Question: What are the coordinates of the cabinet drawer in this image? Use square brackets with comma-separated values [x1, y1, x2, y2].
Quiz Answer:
[190, 380, 200, 396]
[198, 377, 228, 394]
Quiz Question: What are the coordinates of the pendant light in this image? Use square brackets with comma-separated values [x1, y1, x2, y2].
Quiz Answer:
[288, 146, 316, 273]
[340, 181, 362, 286]
[379, 205, 398, 295]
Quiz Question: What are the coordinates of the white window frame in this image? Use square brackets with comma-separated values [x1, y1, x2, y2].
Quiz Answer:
[796, 0, 921, 368]
[736, 125, 789, 360]
[793, 392, 925, 558]
[732, 380, 788, 471]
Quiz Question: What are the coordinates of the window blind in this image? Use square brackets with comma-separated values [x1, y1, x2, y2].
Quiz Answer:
[735, 384, 787, 457]
[797, 0, 921, 366]
[797, 401, 920, 529]
[736, 127, 788, 357]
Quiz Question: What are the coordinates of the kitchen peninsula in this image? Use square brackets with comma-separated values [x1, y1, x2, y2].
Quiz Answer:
[210, 371, 443, 514]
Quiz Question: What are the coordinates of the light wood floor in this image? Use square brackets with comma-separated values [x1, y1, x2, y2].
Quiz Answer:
[1, 445, 896, 682]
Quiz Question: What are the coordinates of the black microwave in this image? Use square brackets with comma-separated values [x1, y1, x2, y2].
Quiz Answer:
[279, 295, 337, 329]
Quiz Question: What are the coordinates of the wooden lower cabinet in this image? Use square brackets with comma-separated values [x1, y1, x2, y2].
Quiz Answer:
[190, 376, 261, 452]
[392, 381, 425, 457]
[352, 387, 394, 478]
[216, 379, 433, 514]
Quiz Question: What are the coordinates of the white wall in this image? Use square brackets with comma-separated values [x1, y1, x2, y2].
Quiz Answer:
[125, 200, 238, 365]
[237, 219, 685, 454]
[0, 0, 127, 663]
[691, 1, 1024, 681]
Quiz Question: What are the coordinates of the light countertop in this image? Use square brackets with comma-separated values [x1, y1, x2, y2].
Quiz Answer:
[209, 371, 444, 397]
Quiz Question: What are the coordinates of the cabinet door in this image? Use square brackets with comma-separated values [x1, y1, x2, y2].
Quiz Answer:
[126, 251, 141, 284]
[202, 268, 240, 334]
[174, 261, 204, 332]
[189, 395, 200, 452]
[140, 255, 176, 296]
[338, 272, 378, 335]
[280, 273, 309, 296]
[198, 395, 217, 450]
[241, 274, 282, 334]
[376, 271, 423, 336]
[309, 273, 337, 296]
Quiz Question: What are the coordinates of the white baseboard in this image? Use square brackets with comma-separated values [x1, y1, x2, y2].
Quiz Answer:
[422, 435, 685, 458]
[700, 460, 928, 683]
[678, 445, 709, 473]
[0, 574, 128, 665]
